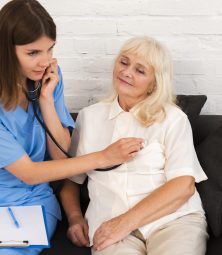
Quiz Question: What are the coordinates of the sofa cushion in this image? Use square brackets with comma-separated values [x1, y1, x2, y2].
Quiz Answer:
[176, 95, 207, 123]
[196, 125, 222, 237]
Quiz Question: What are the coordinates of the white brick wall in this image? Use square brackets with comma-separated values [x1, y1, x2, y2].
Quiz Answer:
[1, 0, 222, 114]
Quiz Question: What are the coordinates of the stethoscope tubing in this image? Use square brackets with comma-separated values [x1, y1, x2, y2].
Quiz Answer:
[26, 86, 120, 171]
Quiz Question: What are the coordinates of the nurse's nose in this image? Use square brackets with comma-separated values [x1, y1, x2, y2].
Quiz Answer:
[39, 54, 51, 68]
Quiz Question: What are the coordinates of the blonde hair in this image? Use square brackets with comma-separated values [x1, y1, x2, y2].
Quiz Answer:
[105, 36, 176, 127]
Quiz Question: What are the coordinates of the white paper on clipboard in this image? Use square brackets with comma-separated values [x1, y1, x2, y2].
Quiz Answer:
[0, 205, 49, 248]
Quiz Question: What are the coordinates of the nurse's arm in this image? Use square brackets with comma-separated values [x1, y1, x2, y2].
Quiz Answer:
[4, 137, 143, 185]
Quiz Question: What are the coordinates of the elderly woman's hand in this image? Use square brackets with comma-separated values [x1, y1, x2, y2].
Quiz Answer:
[67, 215, 90, 247]
[93, 213, 132, 251]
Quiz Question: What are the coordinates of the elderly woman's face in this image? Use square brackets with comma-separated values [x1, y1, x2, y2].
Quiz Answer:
[113, 53, 155, 107]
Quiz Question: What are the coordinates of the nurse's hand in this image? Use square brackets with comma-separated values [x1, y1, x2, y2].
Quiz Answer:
[40, 58, 59, 101]
[67, 215, 90, 247]
[100, 137, 144, 168]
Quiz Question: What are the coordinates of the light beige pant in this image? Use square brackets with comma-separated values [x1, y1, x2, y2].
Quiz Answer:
[92, 213, 208, 255]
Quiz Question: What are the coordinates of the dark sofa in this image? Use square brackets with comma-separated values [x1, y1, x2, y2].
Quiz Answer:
[41, 96, 222, 255]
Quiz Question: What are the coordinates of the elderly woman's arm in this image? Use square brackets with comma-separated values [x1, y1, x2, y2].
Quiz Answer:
[93, 175, 195, 251]
[60, 179, 90, 247]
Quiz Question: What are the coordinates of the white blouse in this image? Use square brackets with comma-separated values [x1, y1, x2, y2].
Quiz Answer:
[69, 98, 207, 245]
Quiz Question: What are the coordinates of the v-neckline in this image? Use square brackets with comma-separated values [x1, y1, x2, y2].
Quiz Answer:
[17, 102, 32, 115]
[4, 102, 34, 128]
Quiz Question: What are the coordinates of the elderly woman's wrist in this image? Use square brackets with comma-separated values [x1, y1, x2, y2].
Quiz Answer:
[113, 212, 135, 235]
[122, 211, 139, 233]
[67, 212, 83, 224]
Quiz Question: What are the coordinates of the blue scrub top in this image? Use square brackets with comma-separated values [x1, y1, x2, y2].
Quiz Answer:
[0, 66, 74, 220]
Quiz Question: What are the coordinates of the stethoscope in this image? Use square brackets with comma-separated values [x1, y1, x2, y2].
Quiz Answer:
[25, 79, 121, 171]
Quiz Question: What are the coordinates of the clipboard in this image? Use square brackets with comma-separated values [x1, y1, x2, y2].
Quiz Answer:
[0, 205, 49, 248]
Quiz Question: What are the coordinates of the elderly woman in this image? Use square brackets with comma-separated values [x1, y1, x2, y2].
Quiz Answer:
[60, 36, 208, 255]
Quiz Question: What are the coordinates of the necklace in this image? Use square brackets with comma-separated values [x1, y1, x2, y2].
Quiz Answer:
[17, 80, 42, 102]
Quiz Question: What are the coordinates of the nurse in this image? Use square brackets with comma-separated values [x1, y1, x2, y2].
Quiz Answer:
[0, 1, 143, 255]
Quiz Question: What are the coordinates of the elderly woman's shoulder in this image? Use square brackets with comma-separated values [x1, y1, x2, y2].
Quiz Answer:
[164, 103, 188, 122]
[79, 101, 112, 116]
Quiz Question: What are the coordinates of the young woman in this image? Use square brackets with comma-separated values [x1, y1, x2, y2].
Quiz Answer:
[61, 36, 209, 255]
[0, 1, 143, 254]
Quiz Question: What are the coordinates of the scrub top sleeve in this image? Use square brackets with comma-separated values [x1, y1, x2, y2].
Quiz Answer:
[53, 65, 75, 131]
[69, 111, 87, 184]
[0, 123, 26, 168]
[164, 115, 207, 183]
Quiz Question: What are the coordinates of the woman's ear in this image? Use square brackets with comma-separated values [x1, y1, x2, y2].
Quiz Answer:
[147, 81, 156, 95]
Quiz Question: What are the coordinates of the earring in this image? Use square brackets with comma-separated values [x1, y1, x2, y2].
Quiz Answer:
[147, 88, 153, 95]
[148, 83, 157, 95]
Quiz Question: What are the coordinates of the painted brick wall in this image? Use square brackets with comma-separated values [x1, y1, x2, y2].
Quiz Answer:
[1, 0, 222, 114]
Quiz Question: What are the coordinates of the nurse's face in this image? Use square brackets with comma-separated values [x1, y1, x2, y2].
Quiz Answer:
[15, 36, 55, 82]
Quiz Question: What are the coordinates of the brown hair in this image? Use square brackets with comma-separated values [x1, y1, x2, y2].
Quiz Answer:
[0, 0, 56, 110]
